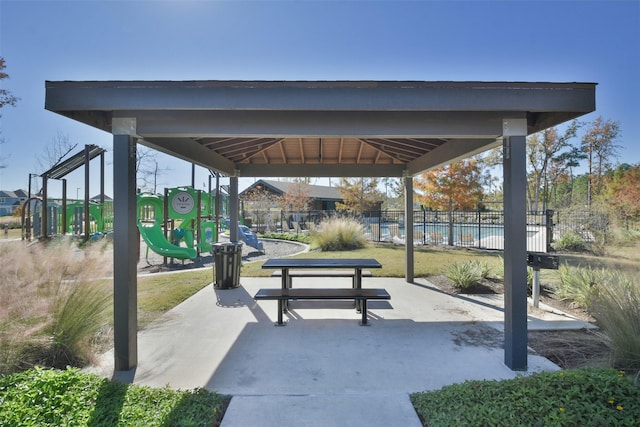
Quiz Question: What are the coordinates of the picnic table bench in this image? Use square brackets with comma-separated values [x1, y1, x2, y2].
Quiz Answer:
[254, 287, 390, 326]
[256, 258, 387, 325]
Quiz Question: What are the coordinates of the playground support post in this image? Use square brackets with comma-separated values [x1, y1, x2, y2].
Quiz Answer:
[42, 175, 48, 240]
[62, 179, 67, 236]
[84, 145, 90, 242]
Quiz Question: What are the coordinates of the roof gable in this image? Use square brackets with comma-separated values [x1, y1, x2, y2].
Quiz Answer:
[241, 179, 342, 201]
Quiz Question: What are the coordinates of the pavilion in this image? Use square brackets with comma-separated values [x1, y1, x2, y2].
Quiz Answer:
[44, 80, 596, 372]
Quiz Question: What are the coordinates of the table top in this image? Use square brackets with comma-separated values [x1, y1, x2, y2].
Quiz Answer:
[262, 258, 382, 269]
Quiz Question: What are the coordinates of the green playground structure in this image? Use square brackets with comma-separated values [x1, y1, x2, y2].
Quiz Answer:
[21, 197, 114, 241]
[64, 201, 112, 235]
[137, 187, 219, 260]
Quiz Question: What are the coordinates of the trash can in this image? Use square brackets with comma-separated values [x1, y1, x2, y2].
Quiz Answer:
[213, 242, 243, 289]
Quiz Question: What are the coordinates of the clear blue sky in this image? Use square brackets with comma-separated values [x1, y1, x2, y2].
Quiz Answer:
[1, 0, 638, 198]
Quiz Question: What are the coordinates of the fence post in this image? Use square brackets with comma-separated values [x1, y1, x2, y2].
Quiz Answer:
[545, 209, 554, 252]
[477, 208, 482, 249]
[422, 209, 426, 245]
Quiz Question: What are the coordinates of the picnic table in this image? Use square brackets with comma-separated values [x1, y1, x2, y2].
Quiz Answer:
[256, 258, 387, 325]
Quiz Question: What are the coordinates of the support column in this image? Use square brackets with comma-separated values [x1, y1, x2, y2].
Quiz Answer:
[229, 174, 239, 242]
[502, 119, 528, 370]
[404, 175, 414, 282]
[112, 118, 138, 372]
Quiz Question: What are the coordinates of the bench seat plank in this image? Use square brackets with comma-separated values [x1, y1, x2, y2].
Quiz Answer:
[254, 288, 390, 326]
[255, 288, 389, 300]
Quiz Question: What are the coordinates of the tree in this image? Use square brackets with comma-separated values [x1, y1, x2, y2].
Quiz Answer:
[600, 163, 640, 226]
[526, 120, 580, 211]
[240, 184, 279, 229]
[0, 57, 19, 171]
[136, 147, 171, 194]
[0, 57, 19, 113]
[581, 116, 621, 207]
[414, 159, 489, 211]
[549, 146, 587, 207]
[380, 177, 405, 209]
[335, 178, 382, 213]
[35, 131, 78, 174]
[277, 178, 311, 211]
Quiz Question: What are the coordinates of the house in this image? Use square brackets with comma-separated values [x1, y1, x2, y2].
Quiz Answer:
[240, 179, 343, 211]
[0, 189, 28, 216]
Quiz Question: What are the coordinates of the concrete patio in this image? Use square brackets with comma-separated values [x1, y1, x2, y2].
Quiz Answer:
[86, 274, 592, 426]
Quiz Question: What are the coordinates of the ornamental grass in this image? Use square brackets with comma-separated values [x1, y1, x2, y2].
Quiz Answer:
[0, 238, 112, 374]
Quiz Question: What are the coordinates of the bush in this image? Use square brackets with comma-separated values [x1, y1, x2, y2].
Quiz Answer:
[445, 261, 484, 290]
[309, 217, 367, 251]
[555, 231, 588, 251]
[555, 264, 603, 309]
[589, 273, 640, 371]
[0, 367, 227, 426]
[411, 368, 640, 426]
[0, 239, 112, 374]
[260, 231, 311, 244]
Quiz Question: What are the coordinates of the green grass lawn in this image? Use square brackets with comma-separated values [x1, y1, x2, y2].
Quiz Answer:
[240, 244, 506, 277]
[238, 242, 639, 285]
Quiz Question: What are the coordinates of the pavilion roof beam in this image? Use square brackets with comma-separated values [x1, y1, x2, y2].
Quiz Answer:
[278, 140, 287, 163]
[121, 110, 507, 138]
[140, 137, 236, 175]
[406, 138, 500, 176]
[240, 163, 405, 178]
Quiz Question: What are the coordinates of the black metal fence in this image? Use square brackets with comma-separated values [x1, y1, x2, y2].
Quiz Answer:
[242, 208, 610, 253]
[553, 210, 610, 242]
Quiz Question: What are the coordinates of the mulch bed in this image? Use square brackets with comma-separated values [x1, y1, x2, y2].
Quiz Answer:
[428, 275, 613, 370]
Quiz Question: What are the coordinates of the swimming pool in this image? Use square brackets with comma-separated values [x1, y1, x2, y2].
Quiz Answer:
[366, 222, 547, 252]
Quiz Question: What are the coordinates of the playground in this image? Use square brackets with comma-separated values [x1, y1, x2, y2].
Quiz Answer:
[22, 183, 267, 268]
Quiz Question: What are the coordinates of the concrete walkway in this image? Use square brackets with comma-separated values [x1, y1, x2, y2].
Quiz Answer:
[87, 276, 592, 426]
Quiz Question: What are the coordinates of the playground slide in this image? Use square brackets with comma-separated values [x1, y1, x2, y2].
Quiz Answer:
[137, 194, 197, 260]
[138, 222, 198, 260]
[238, 223, 265, 252]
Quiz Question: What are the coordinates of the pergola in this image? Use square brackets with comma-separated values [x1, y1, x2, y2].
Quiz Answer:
[45, 80, 596, 371]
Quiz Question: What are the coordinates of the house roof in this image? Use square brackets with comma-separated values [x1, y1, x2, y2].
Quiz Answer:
[242, 179, 342, 201]
[0, 189, 28, 198]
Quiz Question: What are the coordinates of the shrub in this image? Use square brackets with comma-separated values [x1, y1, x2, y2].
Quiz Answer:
[472, 259, 492, 279]
[555, 231, 588, 251]
[260, 231, 311, 244]
[445, 261, 483, 290]
[555, 264, 603, 309]
[309, 217, 367, 251]
[589, 273, 640, 371]
[411, 368, 640, 426]
[0, 367, 227, 426]
[0, 239, 112, 374]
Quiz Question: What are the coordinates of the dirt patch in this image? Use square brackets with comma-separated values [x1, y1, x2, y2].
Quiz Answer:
[429, 274, 612, 370]
[528, 329, 612, 370]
